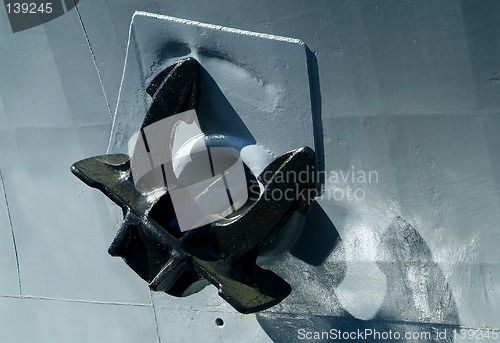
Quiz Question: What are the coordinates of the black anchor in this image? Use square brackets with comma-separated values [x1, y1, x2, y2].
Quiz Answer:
[71, 57, 317, 313]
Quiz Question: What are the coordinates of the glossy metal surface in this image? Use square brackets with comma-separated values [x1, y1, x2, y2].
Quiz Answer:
[72, 58, 317, 313]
